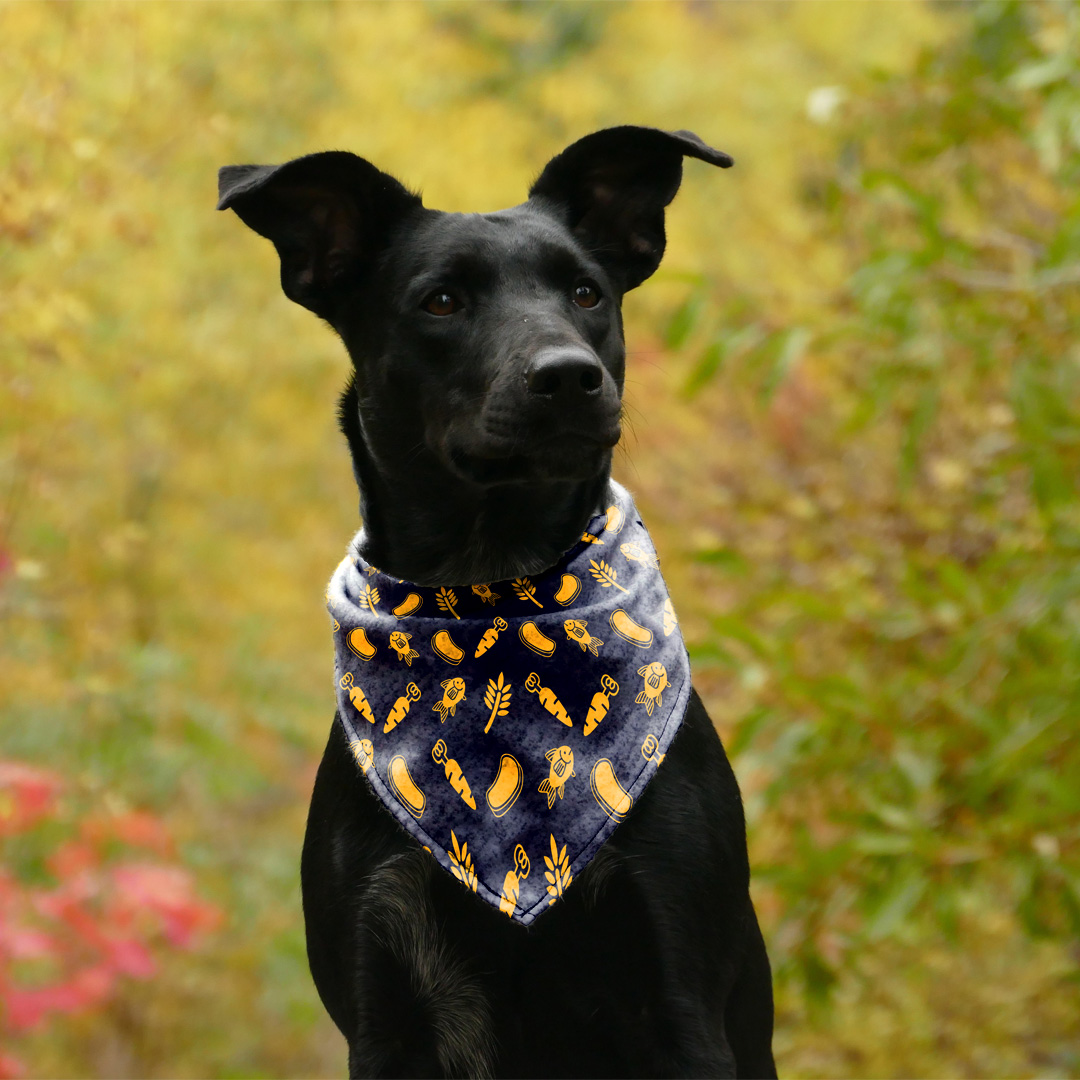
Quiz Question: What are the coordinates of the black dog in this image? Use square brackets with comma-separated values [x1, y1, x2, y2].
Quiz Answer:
[219, 126, 776, 1079]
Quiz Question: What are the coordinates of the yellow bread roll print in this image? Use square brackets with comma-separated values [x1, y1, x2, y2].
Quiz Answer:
[346, 627, 377, 661]
[519, 621, 556, 657]
[604, 504, 625, 535]
[387, 755, 425, 820]
[485, 754, 523, 818]
[431, 629, 465, 664]
[590, 758, 633, 820]
[393, 593, 423, 618]
[553, 574, 581, 606]
[609, 608, 654, 649]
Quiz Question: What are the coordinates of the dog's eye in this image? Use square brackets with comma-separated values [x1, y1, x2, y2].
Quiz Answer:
[423, 292, 461, 316]
[573, 282, 601, 309]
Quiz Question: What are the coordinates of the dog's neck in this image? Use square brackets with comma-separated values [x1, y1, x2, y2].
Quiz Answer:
[353, 462, 612, 588]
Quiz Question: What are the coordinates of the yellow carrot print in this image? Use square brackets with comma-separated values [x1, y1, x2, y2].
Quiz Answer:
[499, 844, 531, 917]
[475, 617, 508, 658]
[432, 738, 476, 809]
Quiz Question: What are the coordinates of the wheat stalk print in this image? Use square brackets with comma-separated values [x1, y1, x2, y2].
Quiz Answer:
[358, 584, 381, 610]
[588, 559, 628, 593]
[483, 672, 513, 734]
[448, 830, 478, 892]
[544, 833, 573, 904]
[512, 577, 543, 607]
[435, 587, 460, 619]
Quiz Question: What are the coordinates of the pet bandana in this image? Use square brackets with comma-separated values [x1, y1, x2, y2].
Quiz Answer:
[326, 481, 691, 926]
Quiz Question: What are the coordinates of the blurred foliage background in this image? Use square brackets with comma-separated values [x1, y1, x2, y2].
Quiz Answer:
[2, 1, 1079, 1075]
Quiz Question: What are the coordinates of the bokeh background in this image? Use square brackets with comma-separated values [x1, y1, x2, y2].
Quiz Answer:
[2, 1, 1079, 1076]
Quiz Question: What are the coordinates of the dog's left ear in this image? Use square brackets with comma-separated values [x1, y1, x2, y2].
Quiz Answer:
[217, 151, 421, 319]
[529, 126, 733, 292]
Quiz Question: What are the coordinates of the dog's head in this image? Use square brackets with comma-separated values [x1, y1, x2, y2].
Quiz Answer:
[218, 128, 732, 491]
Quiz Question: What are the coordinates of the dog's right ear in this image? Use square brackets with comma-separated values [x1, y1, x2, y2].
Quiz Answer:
[528, 126, 733, 292]
[217, 151, 421, 319]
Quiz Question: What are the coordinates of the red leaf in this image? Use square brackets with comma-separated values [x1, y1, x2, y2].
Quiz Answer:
[0, 762, 63, 836]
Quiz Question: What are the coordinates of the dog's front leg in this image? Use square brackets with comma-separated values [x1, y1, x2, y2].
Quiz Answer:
[303, 718, 496, 1079]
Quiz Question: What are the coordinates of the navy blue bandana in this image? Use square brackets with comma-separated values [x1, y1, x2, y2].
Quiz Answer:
[326, 482, 691, 925]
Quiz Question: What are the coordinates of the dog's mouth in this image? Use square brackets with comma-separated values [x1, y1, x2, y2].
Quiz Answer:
[445, 425, 620, 486]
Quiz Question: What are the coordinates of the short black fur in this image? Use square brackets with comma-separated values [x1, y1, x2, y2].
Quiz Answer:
[219, 126, 776, 1078]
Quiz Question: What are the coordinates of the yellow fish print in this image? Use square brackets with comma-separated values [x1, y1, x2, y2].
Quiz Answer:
[584, 674, 620, 736]
[339, 672, 375, 724]
[635, 662, 669, 717]
[384, 681, 421, 733]
[563, 619, 603, 656]
[388, 630, 419, 666]
[524, 672, 572, 727]
[499, 844, 531, 917]
[538, 745, 576, 809]
[349, 738, 374, 774]
[432, 738, 476, 809]
[474, 617, 507, 658]
[471, 583, 501, 605]
[432, 677, 467, 722]
[620, 541, 660, 569]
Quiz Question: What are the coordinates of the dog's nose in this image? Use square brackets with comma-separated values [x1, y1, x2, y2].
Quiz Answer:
[525, 349, 605, 399]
